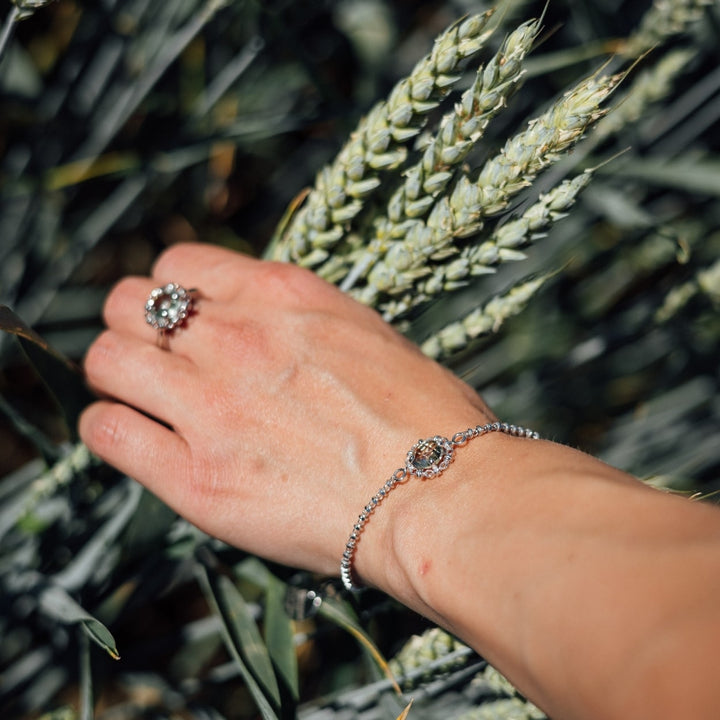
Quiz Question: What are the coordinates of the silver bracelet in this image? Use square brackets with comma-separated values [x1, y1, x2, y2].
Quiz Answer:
[340, 422, 540, 592]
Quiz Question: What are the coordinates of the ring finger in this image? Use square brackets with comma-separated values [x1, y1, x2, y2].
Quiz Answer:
[84, 328, 196, 429]
[103, 275, 208, 349]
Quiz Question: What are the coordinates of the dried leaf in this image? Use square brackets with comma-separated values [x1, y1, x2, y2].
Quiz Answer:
[396, 700, 414, 720]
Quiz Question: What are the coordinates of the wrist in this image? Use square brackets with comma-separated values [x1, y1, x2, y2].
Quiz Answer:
[344, 425, 539, 618]
[383, 430, 517, 613]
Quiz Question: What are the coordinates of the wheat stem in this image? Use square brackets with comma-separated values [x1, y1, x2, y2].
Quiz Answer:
[0, 5, 21, 63]
[1, 0, 59, 62]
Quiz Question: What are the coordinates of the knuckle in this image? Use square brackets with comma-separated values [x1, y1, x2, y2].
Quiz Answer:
[151, 242, 200, 279]
[153, 243, 254, 300]
[153, 241, 240, 274]
[251, 261, 327, 305]
[80, 404, 127, 458]
[183, 452, 242, 516]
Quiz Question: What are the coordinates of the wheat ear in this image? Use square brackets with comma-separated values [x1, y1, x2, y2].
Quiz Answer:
[329, 19, 541, 291]
[623, 0, 715, 57]
[269, 11, 496, 266]
[655, 257, 720, 322]
[354, 69, 622, 313]
[595, 48, 694, 140]
[421, 273, 551, 360]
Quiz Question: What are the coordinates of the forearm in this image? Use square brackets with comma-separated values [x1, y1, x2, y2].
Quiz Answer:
[359, 433, 720, 719]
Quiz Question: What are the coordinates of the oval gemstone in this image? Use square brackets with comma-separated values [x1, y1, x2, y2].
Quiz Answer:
[409, 439, 445, 471]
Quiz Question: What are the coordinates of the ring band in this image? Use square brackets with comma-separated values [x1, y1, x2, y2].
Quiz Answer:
[145, 282, 195, 336]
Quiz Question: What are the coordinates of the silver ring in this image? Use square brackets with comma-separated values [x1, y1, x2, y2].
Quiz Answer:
[145, 283, 195, 338]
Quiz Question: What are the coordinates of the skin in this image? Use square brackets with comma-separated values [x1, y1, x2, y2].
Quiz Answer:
[80, 243, 720, 720]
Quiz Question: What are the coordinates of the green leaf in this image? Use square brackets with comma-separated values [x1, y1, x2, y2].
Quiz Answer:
[196, 563, 281, 720]
[0, 305, 94, 440]
[234, 555, 274, 588]
[233, 556, 299, 699]
[38, 584, 120, 660]
[602, 158, 720, 196]
[121, 487, 178, 559]
[215, 574, 281, 705]
[51, 478, 143, 592]
[264, 573, 299, 700]
[0, 392, 59, 461]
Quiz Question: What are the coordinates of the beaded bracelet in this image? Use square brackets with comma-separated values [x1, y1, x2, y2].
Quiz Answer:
[340, 422, 540, 591]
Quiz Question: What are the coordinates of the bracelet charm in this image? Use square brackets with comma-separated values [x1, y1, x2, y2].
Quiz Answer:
[340, 422, 540, 592]
[407, 436, 454, 477]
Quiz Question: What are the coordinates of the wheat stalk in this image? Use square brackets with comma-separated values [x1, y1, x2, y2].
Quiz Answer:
[455, 665, 547, 719]
[11, 0, 56, 16]
[352, 67, 622, 316]
[19, 443, 96, 523]
[388, 627, 471, 686]
[327, 19, 541, 291]
[399, 170, 594, 318]
[1, 0, 56, 61]
[268, 11, 496, 266]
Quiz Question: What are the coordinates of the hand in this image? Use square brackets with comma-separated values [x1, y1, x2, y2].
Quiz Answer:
[80, 243, 492, 583]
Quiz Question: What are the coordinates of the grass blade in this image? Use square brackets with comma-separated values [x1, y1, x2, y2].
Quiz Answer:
[264, 572, 299, 701]
[78, 630, 93, 720]
[51, 480, 143, 592]
[602, 157, 720, 195]
[0, 305, 93, 440]
[38, 583, 120, 660]
[196, 562, 281, 720]
[233, 556, 300, 699]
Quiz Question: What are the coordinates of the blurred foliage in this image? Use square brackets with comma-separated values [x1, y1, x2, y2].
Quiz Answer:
[1, 0, 719, 718]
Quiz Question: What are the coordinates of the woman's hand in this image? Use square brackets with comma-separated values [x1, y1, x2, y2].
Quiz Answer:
[80, 242, 720, 718]
[79, 242, 492, 583]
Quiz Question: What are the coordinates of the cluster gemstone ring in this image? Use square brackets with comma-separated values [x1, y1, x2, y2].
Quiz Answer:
[145, 282, 195, 343]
